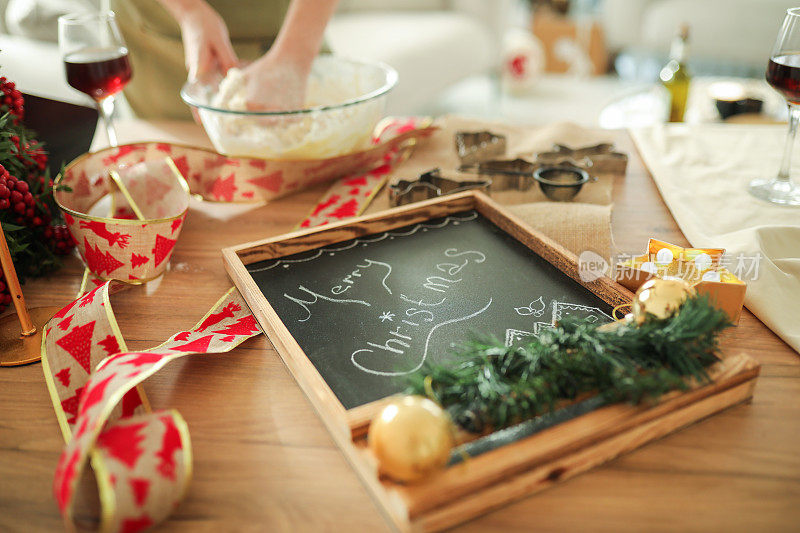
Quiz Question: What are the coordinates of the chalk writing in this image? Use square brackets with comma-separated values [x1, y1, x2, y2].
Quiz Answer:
[331, 258, 393, 296]
[283, 285, 370, 322]
[351, 298, 493, 376]
[248, 209, 614, 409]
[436, 248, 486, 276]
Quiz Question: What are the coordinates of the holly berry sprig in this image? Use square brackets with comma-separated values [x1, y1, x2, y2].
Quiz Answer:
[0, 77, 76, 314]
[0, 77, 24, 125]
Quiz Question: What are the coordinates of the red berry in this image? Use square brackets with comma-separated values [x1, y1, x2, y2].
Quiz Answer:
[0, 199, 9, 210]
[23, 192, 33, 205]
[13, 201, 24, 213]
[0, 185, 8, 198]
[46, 223, 76, 255]
[15, 181, 27, 193]
[0, 77, 24, 121]
[10, 191, 21, 203]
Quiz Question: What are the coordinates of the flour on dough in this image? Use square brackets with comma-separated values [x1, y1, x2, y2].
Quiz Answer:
[203, 59, 385, 159]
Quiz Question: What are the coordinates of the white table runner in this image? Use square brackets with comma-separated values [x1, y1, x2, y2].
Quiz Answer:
[631, 123, 800, 354]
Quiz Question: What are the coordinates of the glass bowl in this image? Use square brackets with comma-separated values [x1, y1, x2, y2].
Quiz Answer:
[181, 55, 397, 160]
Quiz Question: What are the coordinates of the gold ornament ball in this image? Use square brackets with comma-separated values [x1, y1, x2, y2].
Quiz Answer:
[633, 278, 696, 322]
[368, 395, 455, 483]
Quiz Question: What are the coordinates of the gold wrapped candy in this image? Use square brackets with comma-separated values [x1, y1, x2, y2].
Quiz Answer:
[616, 239, 746, 323]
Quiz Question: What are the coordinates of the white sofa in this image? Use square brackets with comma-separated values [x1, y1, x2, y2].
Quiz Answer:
[601, 0, 796, 75]
[0, 0, 507, 115]
[327, 0, 509, 114]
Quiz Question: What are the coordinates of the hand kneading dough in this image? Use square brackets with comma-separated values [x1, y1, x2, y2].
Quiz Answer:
[203, 60, 385, 160]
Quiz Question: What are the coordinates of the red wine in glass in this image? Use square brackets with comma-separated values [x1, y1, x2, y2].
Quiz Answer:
[750, 8, 800, 205]
[64, 47, 132, 100]
[766, 53, 800, 104]
[59, 12, 131, 147]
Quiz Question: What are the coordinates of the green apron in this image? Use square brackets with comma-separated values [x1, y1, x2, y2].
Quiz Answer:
[112, 0, 291, 120]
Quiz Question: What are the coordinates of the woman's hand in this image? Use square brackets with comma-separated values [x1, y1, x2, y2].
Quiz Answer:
[241, 0, 339, 111]
[160, 0, 238, 81]
[241, 51, 309, 111]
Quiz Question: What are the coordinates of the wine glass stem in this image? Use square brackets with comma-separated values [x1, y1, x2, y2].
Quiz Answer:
[97, 95, 118, 147]
[777, 103, 800, 183]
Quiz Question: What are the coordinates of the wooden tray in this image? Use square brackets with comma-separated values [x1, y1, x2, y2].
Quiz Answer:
[223, 191, 759, 532]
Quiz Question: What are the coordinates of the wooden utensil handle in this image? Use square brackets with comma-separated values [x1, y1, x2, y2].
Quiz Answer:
[0, 225, 35, 335]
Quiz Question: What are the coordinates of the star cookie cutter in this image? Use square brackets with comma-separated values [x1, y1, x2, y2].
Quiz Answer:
[455, 131, 507, 169]
[535, 143, 628, 174]
[388, 168, 491, 206]
[471, 158, 537, 192]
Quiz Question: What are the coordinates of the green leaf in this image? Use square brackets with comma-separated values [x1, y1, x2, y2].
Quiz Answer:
[406, 295, 730, 433]
[0, 222, 25, 232]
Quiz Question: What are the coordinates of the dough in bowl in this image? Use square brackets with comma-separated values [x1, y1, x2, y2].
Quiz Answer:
[202, 57, 389, 160]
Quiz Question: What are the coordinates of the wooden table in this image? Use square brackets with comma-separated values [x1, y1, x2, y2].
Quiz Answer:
[1, 123, 799, 532]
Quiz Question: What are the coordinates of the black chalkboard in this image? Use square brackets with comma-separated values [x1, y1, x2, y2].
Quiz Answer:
[247, 210, 612, 410]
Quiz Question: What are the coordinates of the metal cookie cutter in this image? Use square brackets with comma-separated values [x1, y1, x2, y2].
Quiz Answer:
[467, 156, 596, 202]
[388, 168, 490, 206]
[536, 143, 628, 174]
[471, 157, 595, 202]
[471, 158, 537, 193]
[455, 131, 507, 169]
[533, 164, 595, 202]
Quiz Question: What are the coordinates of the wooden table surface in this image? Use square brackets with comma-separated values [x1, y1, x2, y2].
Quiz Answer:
[1, 123, 799, 532]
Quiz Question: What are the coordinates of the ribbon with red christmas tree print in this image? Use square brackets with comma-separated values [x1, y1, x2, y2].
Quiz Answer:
[42, 282, 261, 532]
[56, 117, 435, 285]
[296, 117, 430, 228]
[42, 117, 434, 531]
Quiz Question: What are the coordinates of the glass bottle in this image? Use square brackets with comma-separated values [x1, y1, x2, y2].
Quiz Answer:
[660, 24, 691, 122]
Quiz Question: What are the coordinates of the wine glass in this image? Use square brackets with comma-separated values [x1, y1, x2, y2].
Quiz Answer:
[750, 7, 800, 205]
[58, 11, 132, 147]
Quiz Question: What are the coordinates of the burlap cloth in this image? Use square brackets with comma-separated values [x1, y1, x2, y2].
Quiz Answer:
[631, 124, 800, 354]
[364, 116, 617, 259]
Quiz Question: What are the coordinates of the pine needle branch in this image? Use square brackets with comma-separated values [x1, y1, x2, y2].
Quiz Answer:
[406, 294, 731, 433]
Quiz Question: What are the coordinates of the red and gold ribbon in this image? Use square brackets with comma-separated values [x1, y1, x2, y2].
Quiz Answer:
[41, 117, 432, 532]
[56, 118, 434, 285]
[42, 283, 259, 532]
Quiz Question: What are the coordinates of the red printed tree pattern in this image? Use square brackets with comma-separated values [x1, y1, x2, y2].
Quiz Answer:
[151, 234, 177, 267]
[56, 321, 96, 373]
[83, 239, 125, 275]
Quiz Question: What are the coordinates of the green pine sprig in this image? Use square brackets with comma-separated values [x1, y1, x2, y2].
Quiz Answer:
[406, 294, 730, 433]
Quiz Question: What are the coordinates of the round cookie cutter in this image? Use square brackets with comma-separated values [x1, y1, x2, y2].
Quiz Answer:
[533, 165, 595, 202]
